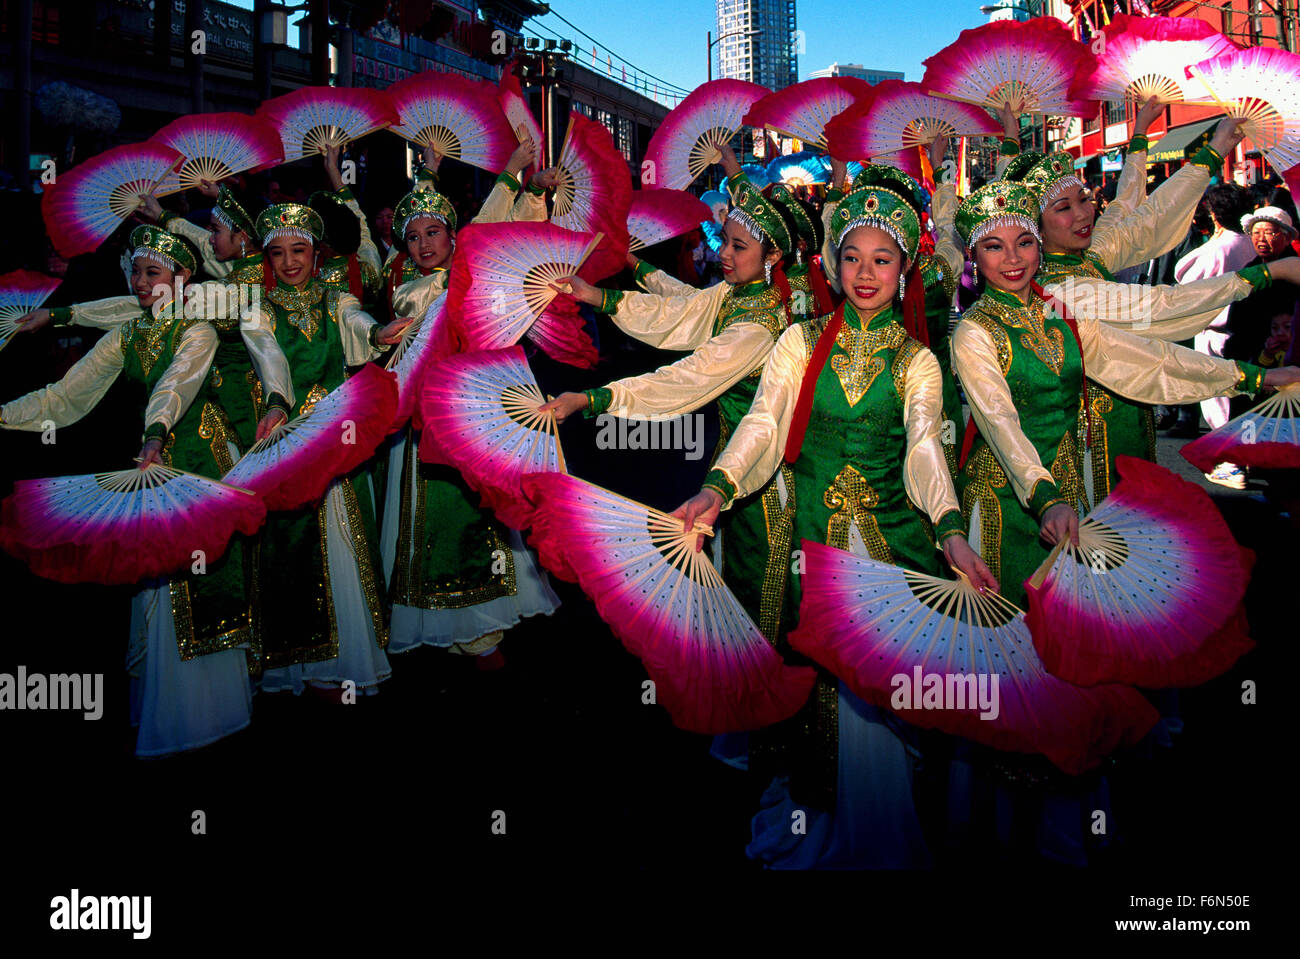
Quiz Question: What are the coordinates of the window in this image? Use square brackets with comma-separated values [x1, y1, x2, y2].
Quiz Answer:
[1105, 100, 1127, 127]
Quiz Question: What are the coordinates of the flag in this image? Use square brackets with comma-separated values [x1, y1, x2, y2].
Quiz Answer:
[607, 55, 612, 76]
[622, 64, 627, 83]
[592, 45, 597, 66]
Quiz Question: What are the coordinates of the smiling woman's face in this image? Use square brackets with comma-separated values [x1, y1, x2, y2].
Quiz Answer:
[972, 224, 1041, 297]
[838, 225, 905, 314]
[264, 236, 314, 287]
[131, 257, 178, 307]
[719, 219, 775, 286]
[405, 216, 453, 271]
[1039, 184, 1095, 255]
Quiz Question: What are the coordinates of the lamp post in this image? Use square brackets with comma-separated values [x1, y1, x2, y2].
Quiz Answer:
[707, 28, 762, 82]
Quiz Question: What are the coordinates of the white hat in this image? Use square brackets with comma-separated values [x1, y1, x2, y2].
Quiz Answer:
[1241, 206, 1298, 237]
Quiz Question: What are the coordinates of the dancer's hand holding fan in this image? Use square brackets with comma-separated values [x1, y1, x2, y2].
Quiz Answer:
[788, 540, 1158, 775]
[221, 363, 398, 512]
[1187, 46, 1300, 180]
[0, 270, 61, 353]
[500, 67, 545, 169]
[522, 472, 816, 733]
[41, 143, 184, 258]
[1024, 457, 1255, 688]
[150, 113, 285, 197]
[921, 18, 1098, 117]
[642, 79, 770, 190]
[256, 86, 398, 163]
[0, 464, 265, 586]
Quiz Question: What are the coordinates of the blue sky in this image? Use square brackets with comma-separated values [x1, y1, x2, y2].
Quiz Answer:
[529, 0, 990, 93]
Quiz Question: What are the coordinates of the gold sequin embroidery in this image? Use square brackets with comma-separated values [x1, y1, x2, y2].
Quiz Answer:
[824, 464, 892, 563]
[198, 401, 237, 475]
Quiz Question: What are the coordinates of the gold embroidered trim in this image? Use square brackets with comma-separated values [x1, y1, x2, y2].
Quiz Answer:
[891, 337, 924, 399]
[757, 464, 797, 642]
[198, 401, 237, 475]
[830, 322, 904, 407]
[960, 446, 1007, 582]
[267, 282, 326, 341]
[975, 293, 1065, 375]
[299, 384, 329, 417]
[1087, 383, 1113, 503]
[824, 464, 892, 563]
[171, 578, 254, 662]
[340, 477, 389, 649]
[959, 312, 1013, 377]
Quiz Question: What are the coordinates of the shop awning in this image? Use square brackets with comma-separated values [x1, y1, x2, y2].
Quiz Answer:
[1073, 153, 1098, 170]
[1147, 119, 1219, 164]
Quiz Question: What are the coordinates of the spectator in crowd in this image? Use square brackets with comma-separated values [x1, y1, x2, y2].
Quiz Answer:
[372, 205, 394, 262]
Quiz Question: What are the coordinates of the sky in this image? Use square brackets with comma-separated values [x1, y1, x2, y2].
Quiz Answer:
[529, 0, 994, 94]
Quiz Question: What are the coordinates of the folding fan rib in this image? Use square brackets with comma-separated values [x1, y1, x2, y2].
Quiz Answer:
[1181, 385, 1300, 471]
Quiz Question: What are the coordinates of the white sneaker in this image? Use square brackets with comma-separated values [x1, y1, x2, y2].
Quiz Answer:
[1204, 462, 1246, 490]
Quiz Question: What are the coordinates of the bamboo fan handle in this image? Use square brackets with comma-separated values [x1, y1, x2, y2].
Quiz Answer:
[1025, 535, 1069, 589]
[1186, 65, 1235, 119]
[572, 231, 605, 276]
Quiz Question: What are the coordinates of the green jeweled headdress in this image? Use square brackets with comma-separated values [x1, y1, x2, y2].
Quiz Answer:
[129, 224, 197, 274]
[211, 186, 257, 237]
[830, 184, 923, 261]
[394, 188, 458, 240]
[1002, 150, 1085, 211]
[954, 180, 1042, 247]
[254, 203, 324, 246]
[850, 163, 931, 217]
[767, 183, 819, 253]
[726, 178, 793, 255]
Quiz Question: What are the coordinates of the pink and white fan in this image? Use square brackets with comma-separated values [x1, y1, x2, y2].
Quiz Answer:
[522, 472, 816, 733]
[256, 86, 398, 163]
[1068, 14, 1238, 104]
[1182, 382, 1300, 472]
[921, 18, 1098, 117]
[387, 71, 517, 173]
[499, 67, 544, 169]
[742, 76, 875, 152]
[222, 363, 398, 512]
[150, 113, 285, 196]
[446, 220, 624, 367]
[0, 269, 61, 353]
[41, 143, 183, 258]
[825, 79, 1001, 163]
[385, 291, 456, 435]
[419, 345, 564, 529]
[551, 113, 633, 246]
[1024, 457, 1255, 688]
[789, 539, 1158, 775]
[0, 463, 265, 586]
[627, 190, 711, 251]
[643, 79, 770, 190]
[1188, 46, 1300, 179]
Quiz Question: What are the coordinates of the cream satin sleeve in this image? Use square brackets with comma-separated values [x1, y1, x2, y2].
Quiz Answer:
[609, 283, 730, 350]
[1092, 160, 1209, 273]
[639, 268, 696, 297]
[63, 296, 141, 329]
[712, 323, 806, 505]
[931, 183, 964, 277]
[1, 326, 125, 429]
[164, 214, 232, 279]
[1093, 147, 1148, 230]
[335, 293, 384, 365]
[950, 320, 1054, 509]
[820, 196, 841, 293]
[1076, 310, 1251, 403]
[901, 346, 962, 523]
[143, 322, 219, 433]
[1044, 271, 1252, 342]
[508, 188, 548, 223]
[606, 322, 778, 420]
[472, 179, 519, 225]
[391, 271, 448, 319]
[240, 304, 294, 410]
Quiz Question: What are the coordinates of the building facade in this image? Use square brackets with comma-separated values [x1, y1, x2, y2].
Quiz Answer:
[806, 62, 903, 85]
[715, 0, 797, 91]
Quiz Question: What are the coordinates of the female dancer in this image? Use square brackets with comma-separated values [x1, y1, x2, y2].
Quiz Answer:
[950, 179, 1300, 607]
[379, 136, 561, 663]
[252, 203, 410, 697]
[669, 166, 996, 868]
[539, 155, 796, 644]
[1, 227, 283, 755]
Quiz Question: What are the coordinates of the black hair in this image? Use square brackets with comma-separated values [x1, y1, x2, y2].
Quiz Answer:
[309, 192, 361, 255]
[1205, 183, 1252, 233]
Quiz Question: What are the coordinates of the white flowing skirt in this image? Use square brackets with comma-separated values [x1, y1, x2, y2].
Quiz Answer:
[128, 582, 253, 758]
